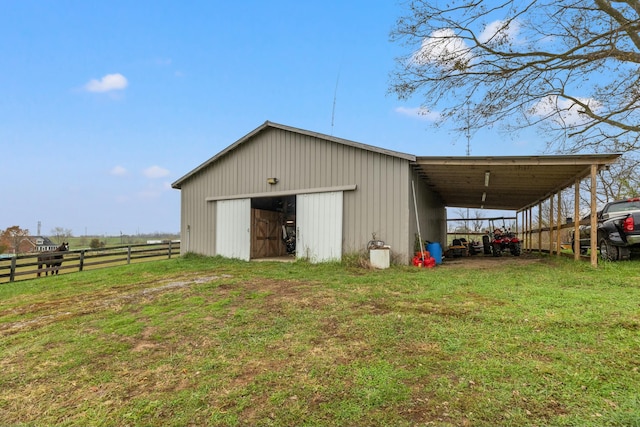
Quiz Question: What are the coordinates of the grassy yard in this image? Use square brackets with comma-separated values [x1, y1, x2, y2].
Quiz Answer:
[0, 254, 639, 426]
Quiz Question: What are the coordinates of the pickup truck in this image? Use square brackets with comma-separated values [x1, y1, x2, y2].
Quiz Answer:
[574, 197, 640, 261]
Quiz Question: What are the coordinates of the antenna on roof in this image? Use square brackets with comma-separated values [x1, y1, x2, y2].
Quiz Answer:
[331, 69, 340, 135]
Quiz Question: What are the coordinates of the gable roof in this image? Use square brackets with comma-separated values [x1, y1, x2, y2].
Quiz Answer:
[171, 121, 416, 189]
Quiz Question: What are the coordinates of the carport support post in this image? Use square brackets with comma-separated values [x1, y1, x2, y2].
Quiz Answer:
[549, 194, 555, 255]
[528, 206, 533, 252]
[527, 207, 531, 252]
[574, 178, 580, 261]
[527, 206, 531, 252]
[538, 201, 543, 254]
[590, 164, 598, 267]
[556, 192, 562, 257]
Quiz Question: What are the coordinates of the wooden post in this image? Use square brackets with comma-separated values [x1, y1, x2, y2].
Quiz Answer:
[549, 195, 555, 254]
[524, 207, 528, 252]
[590, 164, 598, 267]
[79, 250, 85, 272]
[10, 257, 16, 283]
[556, 191, 562, 257]
[574, 178, 580, 261]
[538, 201, 543, 253]
[528, 206, 532, 252]
[168, 241, 173, 259]
[127, 246, 132, 264]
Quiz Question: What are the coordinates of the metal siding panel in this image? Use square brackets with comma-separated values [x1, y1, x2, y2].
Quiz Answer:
[216, 199, 250, 260]
[297, 192, 343, 262]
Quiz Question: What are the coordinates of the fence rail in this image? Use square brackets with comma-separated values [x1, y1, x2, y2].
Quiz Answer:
[0, 242, 180, 284]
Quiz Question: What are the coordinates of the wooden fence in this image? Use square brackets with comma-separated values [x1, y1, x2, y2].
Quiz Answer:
[0, 241, 180, 284]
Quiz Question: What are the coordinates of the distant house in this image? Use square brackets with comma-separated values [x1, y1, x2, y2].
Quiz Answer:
[14, 236, 60, 254]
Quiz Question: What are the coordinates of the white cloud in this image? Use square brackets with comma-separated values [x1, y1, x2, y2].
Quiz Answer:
[143, 165, 170, 179]
[530, 95, 602, 126]
[479, 19, 521, 45]
[110, 165, 128, 176]
[395, 106, 441, 121]
[413, 20, 521, 69]
[84, 73, 128, 93]
[413, 28, 472, 69]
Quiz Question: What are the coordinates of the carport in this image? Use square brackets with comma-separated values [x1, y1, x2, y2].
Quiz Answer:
[412, 154, 621, 266]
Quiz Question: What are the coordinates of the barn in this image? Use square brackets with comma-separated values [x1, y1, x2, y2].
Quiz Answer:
[172, 121, 620, 265]
[171, 121, 446, 264]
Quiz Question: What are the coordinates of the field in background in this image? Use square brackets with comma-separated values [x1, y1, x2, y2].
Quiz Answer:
[0, 242, 180, 283]
[1, 254, 639, 426]
[64, 233, 180, 248]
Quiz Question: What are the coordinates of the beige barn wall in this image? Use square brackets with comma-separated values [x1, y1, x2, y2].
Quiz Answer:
[177, 126, 446, 263]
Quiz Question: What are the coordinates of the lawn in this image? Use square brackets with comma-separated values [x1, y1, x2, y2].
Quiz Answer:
[0, 253, 639, 426]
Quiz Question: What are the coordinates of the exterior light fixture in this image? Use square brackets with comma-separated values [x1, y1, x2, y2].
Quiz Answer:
[481, 192, 487, 202]
[267, 177, 279, 185]
[484, 171, 490, 187]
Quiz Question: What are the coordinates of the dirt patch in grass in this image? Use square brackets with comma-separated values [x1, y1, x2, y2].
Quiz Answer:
[0, 273, 230, 337]
[438, 252, 549, 269]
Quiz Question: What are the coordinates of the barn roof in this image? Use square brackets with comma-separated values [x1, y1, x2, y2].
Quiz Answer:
[172, 121, 620, 211]
[171, 121, 416, 189]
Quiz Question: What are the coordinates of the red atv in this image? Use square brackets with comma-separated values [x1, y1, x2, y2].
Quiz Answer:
[491, 227, 521, 257]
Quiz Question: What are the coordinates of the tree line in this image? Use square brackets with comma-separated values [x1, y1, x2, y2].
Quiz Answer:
[0, 226, 179, 254]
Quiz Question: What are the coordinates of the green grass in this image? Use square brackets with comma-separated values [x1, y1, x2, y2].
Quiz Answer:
[1, 254, 639, 426]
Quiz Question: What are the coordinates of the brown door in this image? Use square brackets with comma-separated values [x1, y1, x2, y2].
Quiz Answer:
[251, 209, 284, 258]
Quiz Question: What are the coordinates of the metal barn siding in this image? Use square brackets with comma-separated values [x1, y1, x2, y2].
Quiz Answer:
[408, 167, 447, 254]
[297, 192, 343, 262]
[173, 122, 446, 263]
[215, 198, 250, 260]
[180, 169, 218, 256]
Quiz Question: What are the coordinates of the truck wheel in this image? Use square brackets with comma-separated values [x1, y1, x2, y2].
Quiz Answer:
[599, 239, 619, 261]
[618, 247, 631, 261]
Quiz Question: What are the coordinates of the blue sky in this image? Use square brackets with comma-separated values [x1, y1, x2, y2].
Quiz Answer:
[1, 1, 538, 237]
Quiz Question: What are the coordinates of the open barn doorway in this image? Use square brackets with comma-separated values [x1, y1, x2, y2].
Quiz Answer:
[250, 195, 296, 259]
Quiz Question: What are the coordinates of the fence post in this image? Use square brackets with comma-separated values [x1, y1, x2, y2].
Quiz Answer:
[79, 250, 85, 272]
[127, 246, 132, 264]
[168, 241, 172, 259]
[10, 257, 16, 282]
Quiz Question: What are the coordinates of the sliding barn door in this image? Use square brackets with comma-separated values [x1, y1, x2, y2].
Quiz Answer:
[216, 199, 250, 261]
[296, 192, 343, 262]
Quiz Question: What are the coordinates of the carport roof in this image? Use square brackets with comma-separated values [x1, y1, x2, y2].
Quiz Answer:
[413, 154, 621, 211]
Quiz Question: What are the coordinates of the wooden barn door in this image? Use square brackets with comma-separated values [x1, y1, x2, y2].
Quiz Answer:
[251, 209, 284, 258]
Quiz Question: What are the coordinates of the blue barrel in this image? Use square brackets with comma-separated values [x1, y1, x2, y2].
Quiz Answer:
[427, 242, 443, 265]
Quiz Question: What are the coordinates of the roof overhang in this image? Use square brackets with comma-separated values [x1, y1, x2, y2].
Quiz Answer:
[414, 154, 621, 211]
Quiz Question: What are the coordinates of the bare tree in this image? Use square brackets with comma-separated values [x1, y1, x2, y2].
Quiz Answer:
[50, 227, 73, 244]
[390, 0, 640, 154]
[577, 156, 640, 208]
[470, 209, 486, 232]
